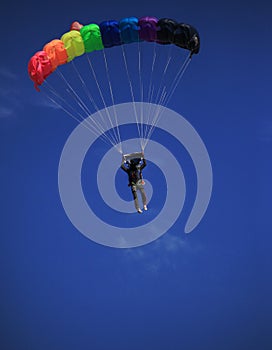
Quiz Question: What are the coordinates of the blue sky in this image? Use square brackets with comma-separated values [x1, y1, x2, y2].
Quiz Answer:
[0, 1, 271, 349]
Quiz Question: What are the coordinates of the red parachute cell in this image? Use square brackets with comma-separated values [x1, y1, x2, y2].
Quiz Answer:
[28, 51, 53, 91]
[70, 21, 83, 31]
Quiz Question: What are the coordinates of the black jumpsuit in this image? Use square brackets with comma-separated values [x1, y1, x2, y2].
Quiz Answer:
[121, 159, 147, 211]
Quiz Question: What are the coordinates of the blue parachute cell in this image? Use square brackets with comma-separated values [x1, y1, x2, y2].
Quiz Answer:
[119, 17, 140, 44]
[99, 20, 122, 48]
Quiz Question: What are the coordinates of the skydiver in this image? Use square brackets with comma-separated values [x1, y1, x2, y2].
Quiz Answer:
[121, 153, 148, 214]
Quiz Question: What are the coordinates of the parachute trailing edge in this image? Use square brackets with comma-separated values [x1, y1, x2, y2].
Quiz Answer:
[28, 16, 200, 91]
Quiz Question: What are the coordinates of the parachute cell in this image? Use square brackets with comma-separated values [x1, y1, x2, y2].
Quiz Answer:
[100, 20, 122, 48]
[70, 21, 83, 31]
[61, 30, 85, 62]
[80, 24, 104, 53]
[156, 18, 178, 44]
[43, 39, 68, 70]
[28, 51, 53, 91]
[174, 24, 200, 53]
[184, 25, 200, 54]
[119, 17, 139, 44]
[138, 16, 158, 42]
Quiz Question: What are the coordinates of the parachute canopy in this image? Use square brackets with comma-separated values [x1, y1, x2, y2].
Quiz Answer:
[28, 16, 200, 154]
[28, 16, 200, 90]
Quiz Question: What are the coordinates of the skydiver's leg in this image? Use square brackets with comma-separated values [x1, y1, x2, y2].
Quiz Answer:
[131, 186, 140, 212]
[139, 187, 147, 207]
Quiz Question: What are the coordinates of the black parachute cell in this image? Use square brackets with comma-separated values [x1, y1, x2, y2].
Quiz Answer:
[187, 25, 200, 54]
[174, 23, 200, 54]
[156, 18, 178, 44]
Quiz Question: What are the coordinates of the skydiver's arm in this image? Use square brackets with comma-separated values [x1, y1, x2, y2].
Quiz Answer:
[140, 158, 147, 170]
[121, 163, 129, 172]
[121, 156, 129, 172]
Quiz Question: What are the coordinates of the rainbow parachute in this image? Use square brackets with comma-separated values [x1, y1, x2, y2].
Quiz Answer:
[28, 16, 200, 154]
[28, 17, 200, 90]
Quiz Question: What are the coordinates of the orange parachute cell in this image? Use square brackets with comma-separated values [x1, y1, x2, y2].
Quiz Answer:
[28, 51, 53, 91]
[43, 39, 68, 70]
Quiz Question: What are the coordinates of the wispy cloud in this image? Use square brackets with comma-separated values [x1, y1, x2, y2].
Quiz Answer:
[0, 91, 20, 118]
[0, 67, 17, 81]
[124, 234, 188, 274]
[0, 106, 14, 117]
[0, 68, 18, 98]
[35, 96, 62, 110]
[163, 234, 187, 252]
[0, 66, 23, 118]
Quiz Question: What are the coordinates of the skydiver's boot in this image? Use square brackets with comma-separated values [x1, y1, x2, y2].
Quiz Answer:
[137, 208, 143, 214]
[143, 205, 148, 211]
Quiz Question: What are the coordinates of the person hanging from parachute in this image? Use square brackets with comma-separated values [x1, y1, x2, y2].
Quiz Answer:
[121, 152, 147, 214]
[27, 16, 200, 215]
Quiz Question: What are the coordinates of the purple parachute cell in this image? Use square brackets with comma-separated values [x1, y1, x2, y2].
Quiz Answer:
[138, 16, 158, 42]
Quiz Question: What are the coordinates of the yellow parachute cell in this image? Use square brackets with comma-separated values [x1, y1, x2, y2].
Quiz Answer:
[61, 30, 85, 62]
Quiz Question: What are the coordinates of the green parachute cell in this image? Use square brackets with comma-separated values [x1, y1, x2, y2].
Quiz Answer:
[80, 24, 104, 53]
